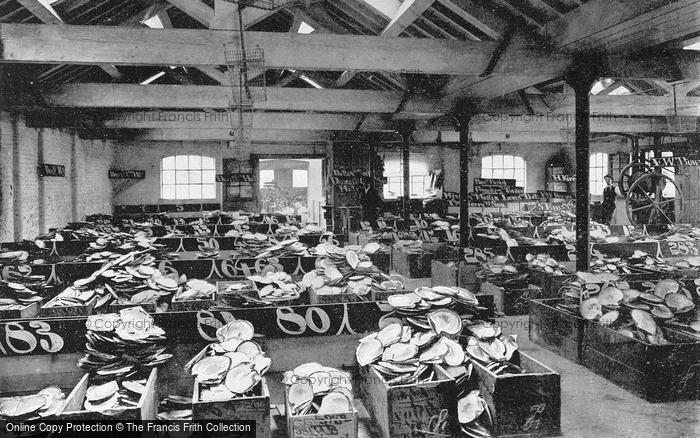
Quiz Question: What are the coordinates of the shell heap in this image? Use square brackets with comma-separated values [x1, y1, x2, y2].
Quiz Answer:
[46, 250, 180, 310]
[283, 363, 354, 416]
[187, 319, 271, 402]
[303, 243, 390, 297]
[78, 307, 172, 415]
[570, 274, 698, 344]
[0, 387, 66, 420]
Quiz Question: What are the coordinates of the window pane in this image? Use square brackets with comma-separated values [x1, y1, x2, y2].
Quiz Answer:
[161, 185, 175, 199]
[493, 155, 503, 168]
[162, 156, 175, 170]
[175, 155, 188, 169]
[504, 155, 513, 168]
[176, 185, 189, 199]
[189, 185, 202, 199]
[176, 171, 188, 184]
[202, 157, 215, 169]
[189, 171, 202, 184]
[189, 155, 201, 169]
[293, 169, 308, 188]
[202, 184, 216, 199]
[260, 170, 275, 186]
[202, 170, 216, 184]
[162, 170, 176, 185]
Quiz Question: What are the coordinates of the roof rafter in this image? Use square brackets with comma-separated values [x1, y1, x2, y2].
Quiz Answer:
[335, 0, 435, 88]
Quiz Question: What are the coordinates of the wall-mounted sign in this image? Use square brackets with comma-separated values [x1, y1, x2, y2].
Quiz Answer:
[216, 173, 256, 183]
[37, 164, 65, 177]
[108, 169, 145, 179]
[551, 174, 575, 182]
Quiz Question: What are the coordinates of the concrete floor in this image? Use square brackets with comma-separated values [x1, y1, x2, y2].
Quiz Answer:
[266, 314, 698, 438]
[504, 315, 698, 438]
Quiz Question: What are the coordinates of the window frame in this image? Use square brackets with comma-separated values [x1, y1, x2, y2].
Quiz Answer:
[480, 154, 527, 190]
[160, 155, 217, 201]
[589, 152, 609, 196]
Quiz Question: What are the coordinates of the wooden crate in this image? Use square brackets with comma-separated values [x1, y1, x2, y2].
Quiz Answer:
[582, 322, 700, 402]
[309, 287, 360, 305]
[430, 259, 480, 291]
[529, 298, 585, 364]
[192, 377, 271, 438]
[170, 292, 216, 311]
[40, 296, 97, 317]
[481, 282, 543, 316]
[109, 301, 158, 313]
[58, 368, 157, 420]
[368, 252, 391, 274]
[392, 249, 433, 278]
[471, 351, 561, 437]
[284, 386, 358, 438]
[371, 289, 409, 302]
[0, 301, 40, 319]
[359, 364, 457, 438]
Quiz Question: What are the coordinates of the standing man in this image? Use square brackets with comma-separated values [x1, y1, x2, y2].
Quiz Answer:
[601, 174, 617, 224]
[360, 178, 382, 227]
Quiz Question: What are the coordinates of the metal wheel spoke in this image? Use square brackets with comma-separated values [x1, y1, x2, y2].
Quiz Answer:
[632, 204, 654, 212]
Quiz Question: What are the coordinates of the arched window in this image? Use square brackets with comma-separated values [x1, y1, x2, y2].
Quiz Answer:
[481, 155, 526, 189]
[590, 153, 609, 196]
[161, 155, 216, 200]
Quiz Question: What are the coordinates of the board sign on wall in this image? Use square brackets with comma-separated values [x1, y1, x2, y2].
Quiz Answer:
[108, 169, 145, 179]
[216, 173, 256, 183]
[37, 164, 65, 177]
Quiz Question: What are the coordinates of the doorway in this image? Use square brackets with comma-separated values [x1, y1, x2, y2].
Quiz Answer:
[258, 158, 325, 225]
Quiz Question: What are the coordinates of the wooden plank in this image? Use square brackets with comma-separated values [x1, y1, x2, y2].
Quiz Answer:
[26, 111, 391, 131]
[381, 0, 436, 37]
[15, 0, 62, 24]
[0, 23, 560, 76]
[30, 84, 445, 116]
[547, 0, 700, 53]
[478, 93, 700, 117]
[164, 0, 213, 27]
[437, 0, 502, 40]
[129, 128, 332, 142]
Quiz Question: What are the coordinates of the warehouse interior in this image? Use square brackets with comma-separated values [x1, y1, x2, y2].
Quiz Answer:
[0, 1, 699, 437]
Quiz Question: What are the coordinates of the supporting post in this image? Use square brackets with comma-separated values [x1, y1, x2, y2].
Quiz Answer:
[396, 122, 415, 221]
[453, 105, 474, 259]
[566, 59, 599, 272]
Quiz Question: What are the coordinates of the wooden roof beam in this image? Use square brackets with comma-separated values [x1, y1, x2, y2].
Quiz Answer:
[16, 83, 445, 117]
[436, 0, 501, 40]
[2, 23, 691, 80]
[547, 0, 700, 53]
[15, 0, 62, 24]
[336, 0, 435, 87]
[17, 0, 122, 80]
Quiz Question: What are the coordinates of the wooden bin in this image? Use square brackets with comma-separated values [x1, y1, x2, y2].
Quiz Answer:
[480, 282, 542, 316]
[392, 249, 433, 278]
[40, 296, 97, 317]
[309, 288, 360, 305]
[284, 386, 358, 438]
[109, 301, 158, 314]
[170, 292, 216, 311]
[371, 289, 409, 302]
[360, 364, 457, 438]
[59, 368, 157, 420]
[471, 351, 561, 437]
[582, 322, 700, 402]
[529, 298, 585, 364]
[430, 259, 480, 291]
[192, 377, 271, 438]
[0, 301, 40, 319]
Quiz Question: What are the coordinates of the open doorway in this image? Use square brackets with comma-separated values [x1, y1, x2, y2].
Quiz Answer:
[258, 158, 325, 226]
